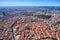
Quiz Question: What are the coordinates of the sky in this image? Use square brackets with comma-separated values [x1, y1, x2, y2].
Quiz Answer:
[0, 0, 60, 6]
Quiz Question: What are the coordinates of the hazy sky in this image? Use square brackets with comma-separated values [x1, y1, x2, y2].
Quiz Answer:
[0, 0, 60, 6]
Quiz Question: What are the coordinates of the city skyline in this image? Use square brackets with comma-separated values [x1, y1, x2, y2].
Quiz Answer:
[0, 0, 60, 6]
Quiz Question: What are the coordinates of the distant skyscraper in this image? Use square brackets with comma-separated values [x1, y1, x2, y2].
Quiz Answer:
[2, 12, 6, 16]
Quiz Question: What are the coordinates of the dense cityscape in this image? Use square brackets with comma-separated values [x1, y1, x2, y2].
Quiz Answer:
[0, 6, 60, 40]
